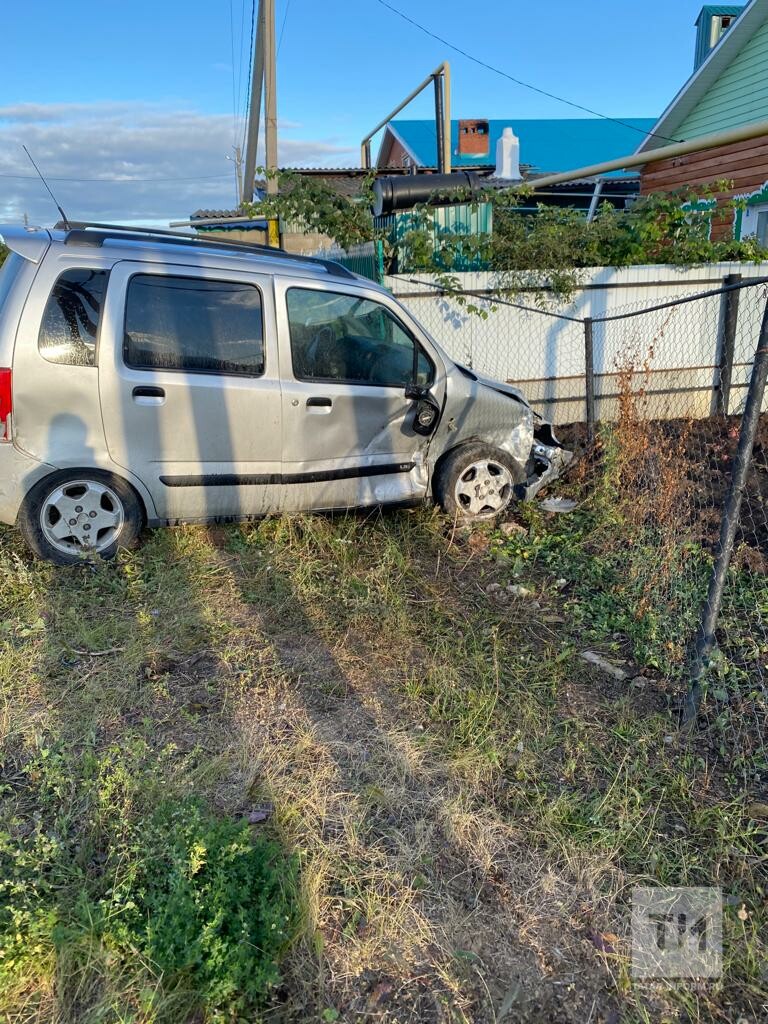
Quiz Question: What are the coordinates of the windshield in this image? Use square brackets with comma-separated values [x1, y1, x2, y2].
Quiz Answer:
[0, 253, 23, 321]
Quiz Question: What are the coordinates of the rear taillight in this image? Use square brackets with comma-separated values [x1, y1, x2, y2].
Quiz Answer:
[0, 368, 12, 441]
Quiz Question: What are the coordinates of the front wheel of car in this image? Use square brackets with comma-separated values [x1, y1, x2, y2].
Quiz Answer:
[19, 471, 144, 566]
[434, 443, 525, 522]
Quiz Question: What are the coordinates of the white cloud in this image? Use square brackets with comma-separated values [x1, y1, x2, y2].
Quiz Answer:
[0, 102, 357, 224]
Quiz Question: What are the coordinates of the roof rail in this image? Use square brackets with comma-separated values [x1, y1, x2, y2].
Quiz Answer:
[56, 221, 358, 280]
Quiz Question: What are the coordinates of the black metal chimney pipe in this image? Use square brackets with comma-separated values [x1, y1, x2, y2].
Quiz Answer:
[372, 171, 485, 217]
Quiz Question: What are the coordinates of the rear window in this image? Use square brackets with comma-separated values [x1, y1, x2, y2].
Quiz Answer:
[124, 274, 264, 376]
[38, 268, 108, 367]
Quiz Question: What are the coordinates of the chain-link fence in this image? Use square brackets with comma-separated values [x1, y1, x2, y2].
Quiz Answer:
[393, 272, 768, 755]
[592, 282, 768, 758]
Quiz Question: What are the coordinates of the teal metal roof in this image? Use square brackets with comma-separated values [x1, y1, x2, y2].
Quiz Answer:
[694, 5, 744, 69]
[388, 118, 658, 178]
[695, 4, 744, 24]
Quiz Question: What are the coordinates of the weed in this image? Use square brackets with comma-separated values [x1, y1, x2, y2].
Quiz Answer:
[1, 738, 298, 1022]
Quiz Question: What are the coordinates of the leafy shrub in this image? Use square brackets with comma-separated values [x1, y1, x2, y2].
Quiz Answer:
[122, 800, 296, 1013]
[0, 744, 298, 1020]
[245, 171, 768, 303]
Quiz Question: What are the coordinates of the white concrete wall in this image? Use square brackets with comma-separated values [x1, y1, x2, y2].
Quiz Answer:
[387, 264, 768, 423]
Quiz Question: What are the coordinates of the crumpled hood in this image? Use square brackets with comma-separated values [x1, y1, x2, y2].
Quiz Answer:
[465, 367, 531, 409]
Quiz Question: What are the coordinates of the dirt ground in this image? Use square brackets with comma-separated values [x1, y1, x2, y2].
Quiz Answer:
[2, 422, 767, 1022]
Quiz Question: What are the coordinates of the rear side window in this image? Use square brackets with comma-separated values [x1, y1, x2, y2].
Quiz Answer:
[38, 269, 107, 367]
[124, 274, 264, 376]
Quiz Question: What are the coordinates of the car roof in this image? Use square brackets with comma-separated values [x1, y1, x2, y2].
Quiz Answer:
[2, 222, 381, 291]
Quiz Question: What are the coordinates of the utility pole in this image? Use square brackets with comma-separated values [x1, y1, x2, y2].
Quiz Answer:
[241, 0, 266, 205]
[228, 145, 244, 206]
[263, 0, 279, 245]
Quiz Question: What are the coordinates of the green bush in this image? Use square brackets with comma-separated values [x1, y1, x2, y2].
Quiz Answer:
[244, 171, 768, 303]
[406, 182, 768, 300]
[0, 745, 298, 1020]
[123, 800, 296, 1013]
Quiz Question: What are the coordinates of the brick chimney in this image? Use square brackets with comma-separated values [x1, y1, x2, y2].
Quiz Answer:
[457, 119, 490, 158]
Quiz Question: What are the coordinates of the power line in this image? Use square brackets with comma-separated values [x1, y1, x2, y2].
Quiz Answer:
[241, 0, 257, 155]
[236, 0, 247, 133]
[229, 0, 239, 144]
[277, 0, 292, 55]
[372, 0, 681, 144]
[0, 171, 233, 183]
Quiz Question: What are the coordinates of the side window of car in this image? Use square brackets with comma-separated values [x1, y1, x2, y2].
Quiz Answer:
[286, 287, 433, 387]
[38, 269, 108, 367]
[124, 274, 264, 375]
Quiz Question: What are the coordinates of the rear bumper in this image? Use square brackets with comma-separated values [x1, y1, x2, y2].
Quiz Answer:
[0, 444, 55, 525]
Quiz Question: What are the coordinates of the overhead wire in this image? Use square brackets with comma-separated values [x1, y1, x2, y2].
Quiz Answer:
[236, 0, 247, 134]
[241, 0, 257, 157]
[0, 171, 233, 183]
[277, 0, 292, 55]
[229, 0, 239, 145]
[372, 0, 682, 144]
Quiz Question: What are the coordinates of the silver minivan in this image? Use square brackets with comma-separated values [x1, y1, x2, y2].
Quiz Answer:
[0, 223, 571, 564]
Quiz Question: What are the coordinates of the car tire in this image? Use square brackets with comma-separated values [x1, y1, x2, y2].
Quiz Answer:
[434, 443, 525, 522]
[18, 470, 144, 566]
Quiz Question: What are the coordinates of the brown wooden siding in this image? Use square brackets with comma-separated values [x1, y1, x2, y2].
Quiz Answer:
[378, 135, 413, 168]
[640, 134, 768, 240]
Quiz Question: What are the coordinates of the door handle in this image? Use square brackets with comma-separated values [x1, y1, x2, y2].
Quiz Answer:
[132, 385, 165, 405]
[133, 386, 165, 398]
[306, 396, 332, 408]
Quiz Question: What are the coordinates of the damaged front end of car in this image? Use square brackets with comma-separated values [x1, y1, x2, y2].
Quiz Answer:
[440, 365, 574, 502]
[521, 420, 574, 501]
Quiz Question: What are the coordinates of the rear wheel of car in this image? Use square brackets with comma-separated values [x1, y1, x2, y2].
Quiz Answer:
[19, 471, 143, 566]
[434, 443, 525, 522]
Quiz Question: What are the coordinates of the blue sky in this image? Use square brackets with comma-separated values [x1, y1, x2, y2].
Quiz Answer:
[0, 0, 715, 223]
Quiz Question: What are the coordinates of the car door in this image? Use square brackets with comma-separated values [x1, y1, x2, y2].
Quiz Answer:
[99, 261, 282, 522]
[274, 277, 446, 511]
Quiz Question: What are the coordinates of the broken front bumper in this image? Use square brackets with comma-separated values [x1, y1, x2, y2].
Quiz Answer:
[520, 424, 574, 501]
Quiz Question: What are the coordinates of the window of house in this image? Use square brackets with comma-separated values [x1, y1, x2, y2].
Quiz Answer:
[756, 210, 768, 247]
[124, 274, 264, 375]
[286, 288, 433, 387]
[38, 268, 108, 366]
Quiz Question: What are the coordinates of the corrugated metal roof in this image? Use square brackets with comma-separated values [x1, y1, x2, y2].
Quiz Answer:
[192, 208, 245, 219]
[694, 5, 744, 69]
[695, 4, 744, 25]
[383, 118, 658, 178]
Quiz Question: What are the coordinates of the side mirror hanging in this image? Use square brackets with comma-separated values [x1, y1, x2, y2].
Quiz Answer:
[405, 384, 440, 436]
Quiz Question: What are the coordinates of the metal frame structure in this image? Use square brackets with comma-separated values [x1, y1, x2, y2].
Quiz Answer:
[360, 62, 451, 174]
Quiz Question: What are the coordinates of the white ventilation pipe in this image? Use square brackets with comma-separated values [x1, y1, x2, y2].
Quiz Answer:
[495, 126, 521, 180]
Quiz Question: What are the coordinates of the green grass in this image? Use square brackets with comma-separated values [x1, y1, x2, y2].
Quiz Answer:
[0, 502, 766, 1022]
[0, 530, 299, 1023]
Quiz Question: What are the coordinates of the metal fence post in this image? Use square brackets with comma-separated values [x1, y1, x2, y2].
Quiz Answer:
[715, 272, 742, 417]
[375, 239, 385, 285]
[584, 316, 596, 441]
[684, 296, 768, 728]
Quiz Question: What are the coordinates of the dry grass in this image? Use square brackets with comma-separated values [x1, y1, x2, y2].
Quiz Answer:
[1, 503, 765, 1023]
